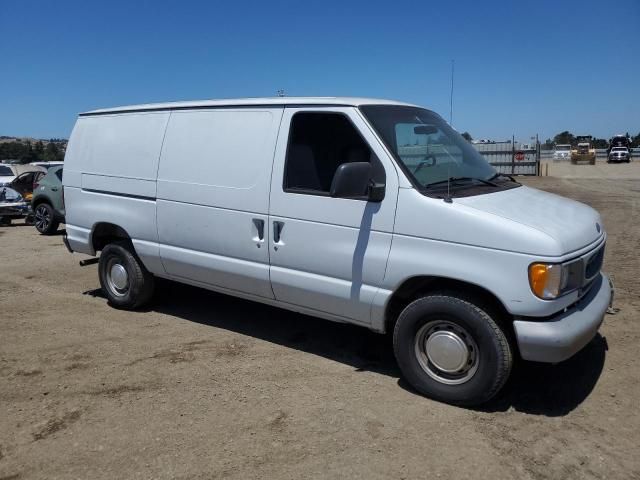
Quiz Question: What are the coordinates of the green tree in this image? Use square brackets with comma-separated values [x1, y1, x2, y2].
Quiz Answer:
[44, 142, 60, 162]
[34, 141, 44, 158]
[553, 131, 575, 146]
[592, 138, 608, 149]
[19, 141, 38, 163]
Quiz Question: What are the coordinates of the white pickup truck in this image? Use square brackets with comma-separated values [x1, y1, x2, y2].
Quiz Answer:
[553, 144, 572, 160]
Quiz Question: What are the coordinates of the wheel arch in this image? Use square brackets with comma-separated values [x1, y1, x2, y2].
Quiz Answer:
[384, 275, 513, 335]
[91, 222, 132, 253]
[31, 194, 52, 208]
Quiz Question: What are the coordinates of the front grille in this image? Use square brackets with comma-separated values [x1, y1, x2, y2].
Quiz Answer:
[585, 246, 604, 280]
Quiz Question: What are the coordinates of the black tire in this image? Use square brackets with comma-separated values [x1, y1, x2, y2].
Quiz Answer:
[0, 217, 11, 226]
[98, 241, 155, 309]
[393, 293, 512, 406]
[34, 203, 59, 235]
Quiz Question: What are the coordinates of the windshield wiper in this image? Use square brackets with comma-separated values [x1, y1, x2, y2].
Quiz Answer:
[488, 173, 518, 183]
[425, 176, 498, 189]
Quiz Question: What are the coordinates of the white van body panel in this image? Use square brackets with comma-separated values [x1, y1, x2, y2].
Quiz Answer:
[63, 112, 169, 197]
[63, 112, 169, 273]
[156, 108, 283, 299]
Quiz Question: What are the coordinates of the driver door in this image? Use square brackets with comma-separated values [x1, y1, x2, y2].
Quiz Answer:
[268, 107, 399, 325]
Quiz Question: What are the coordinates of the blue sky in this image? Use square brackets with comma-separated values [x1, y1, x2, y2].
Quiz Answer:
[0, 0, 638, 141]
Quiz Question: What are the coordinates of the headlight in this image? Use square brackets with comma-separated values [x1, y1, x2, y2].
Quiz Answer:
[529, 259, 583, 299]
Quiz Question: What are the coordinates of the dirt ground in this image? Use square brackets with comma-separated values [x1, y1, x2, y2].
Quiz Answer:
[1, 174, 639, 480]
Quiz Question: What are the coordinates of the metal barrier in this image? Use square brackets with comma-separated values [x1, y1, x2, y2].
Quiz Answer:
[473, 141, 540, 175]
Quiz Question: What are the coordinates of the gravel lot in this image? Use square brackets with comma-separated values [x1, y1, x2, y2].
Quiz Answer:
[1, 173, 639, 479]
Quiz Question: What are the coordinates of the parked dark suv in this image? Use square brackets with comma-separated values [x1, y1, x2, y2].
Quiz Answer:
[31, 165, 65, 234]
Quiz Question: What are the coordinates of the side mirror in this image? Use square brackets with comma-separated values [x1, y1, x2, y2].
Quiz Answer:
[330, 162, 385, 202]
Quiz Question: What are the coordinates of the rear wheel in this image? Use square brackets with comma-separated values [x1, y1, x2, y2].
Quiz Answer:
[98, 241, 155, 309]
[34, 203, 59, 234]
[393, 293, 512, 406]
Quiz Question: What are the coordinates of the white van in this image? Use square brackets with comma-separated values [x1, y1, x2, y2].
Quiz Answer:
[62, 97, 611, 405]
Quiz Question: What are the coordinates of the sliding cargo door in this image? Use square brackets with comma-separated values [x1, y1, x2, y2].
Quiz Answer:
[156, 108, 284, 299]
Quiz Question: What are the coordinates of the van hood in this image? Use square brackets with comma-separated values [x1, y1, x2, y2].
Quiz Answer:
[456, 185, 603, 255]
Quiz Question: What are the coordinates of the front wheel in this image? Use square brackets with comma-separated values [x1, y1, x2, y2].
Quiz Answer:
[98, 241, 155, 309]
[393, 293, 512, 406]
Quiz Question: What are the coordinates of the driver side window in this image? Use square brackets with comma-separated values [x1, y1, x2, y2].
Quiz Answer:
[284, 112, 384, 195]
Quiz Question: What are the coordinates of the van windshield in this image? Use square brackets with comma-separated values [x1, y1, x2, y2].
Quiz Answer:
[360, 105, 517, 196]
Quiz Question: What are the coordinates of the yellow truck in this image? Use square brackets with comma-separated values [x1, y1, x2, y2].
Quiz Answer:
[571, 136, 596, 165]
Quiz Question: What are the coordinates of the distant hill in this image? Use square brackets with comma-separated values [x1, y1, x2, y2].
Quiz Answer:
[0, 135, 67, 144]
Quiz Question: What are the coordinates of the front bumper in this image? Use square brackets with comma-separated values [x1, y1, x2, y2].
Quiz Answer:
[513, 273, 611, 363]
[0, 203, 30, 218]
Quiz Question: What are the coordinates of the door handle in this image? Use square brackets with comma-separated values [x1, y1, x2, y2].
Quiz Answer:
[273, 221, 284, 243]
[252, 219, 264, 240]
[51, 187, 58, 191]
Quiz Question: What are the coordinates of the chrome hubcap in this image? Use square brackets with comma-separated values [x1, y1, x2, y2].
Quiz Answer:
[425, 331, 469, 372]
[415, 320, 479, 385]
[106, 260, 129, 296]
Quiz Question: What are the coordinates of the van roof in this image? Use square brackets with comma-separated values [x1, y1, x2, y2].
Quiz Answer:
[81, 97, 419, 116]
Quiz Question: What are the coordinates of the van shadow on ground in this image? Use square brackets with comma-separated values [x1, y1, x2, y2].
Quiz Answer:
[91, 279, 607, 417]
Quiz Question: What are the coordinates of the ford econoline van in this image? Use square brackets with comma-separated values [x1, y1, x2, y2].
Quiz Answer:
[62, 97, 612, 405]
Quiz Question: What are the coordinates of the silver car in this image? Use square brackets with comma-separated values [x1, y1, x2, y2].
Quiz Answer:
[608, 147, 631, 163]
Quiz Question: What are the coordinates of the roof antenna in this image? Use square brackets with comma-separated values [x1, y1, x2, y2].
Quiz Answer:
[276, 89, 285, 97]
[444, 165, 453, 203]
[449, 59, 454, 126]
